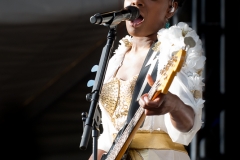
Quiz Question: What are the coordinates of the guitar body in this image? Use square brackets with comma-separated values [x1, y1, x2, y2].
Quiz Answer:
[101, 49, 186, 160]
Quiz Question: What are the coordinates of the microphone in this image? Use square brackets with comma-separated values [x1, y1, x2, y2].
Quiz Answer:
[90, 6, 139, 26]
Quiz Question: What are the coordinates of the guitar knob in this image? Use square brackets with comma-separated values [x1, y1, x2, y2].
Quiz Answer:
[87, 80, 95, 87]
[91, 65, 98, 72]
[86, 93, 92, 102]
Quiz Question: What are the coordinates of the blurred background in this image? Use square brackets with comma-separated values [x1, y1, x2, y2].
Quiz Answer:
[0, 0, 231, 159]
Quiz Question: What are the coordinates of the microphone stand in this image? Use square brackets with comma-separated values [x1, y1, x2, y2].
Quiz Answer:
[80, 18, 120, 160]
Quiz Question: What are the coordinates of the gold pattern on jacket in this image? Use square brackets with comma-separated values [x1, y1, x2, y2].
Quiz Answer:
[100, 75, 138, 131]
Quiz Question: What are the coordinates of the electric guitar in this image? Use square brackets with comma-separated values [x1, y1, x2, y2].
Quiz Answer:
[101, 48, 187, 160]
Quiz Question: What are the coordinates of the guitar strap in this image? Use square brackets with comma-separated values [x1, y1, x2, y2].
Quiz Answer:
[126, 42, 159, 124]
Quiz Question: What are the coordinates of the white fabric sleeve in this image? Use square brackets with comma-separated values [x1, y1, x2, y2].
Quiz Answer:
[97, 104, 115, 152]
[164, 71, 204, 145]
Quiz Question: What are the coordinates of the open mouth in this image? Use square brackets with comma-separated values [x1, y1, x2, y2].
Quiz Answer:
[131, 14, 144, 27]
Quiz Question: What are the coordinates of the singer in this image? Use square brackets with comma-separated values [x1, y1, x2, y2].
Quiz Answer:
[89, 0, 206, 160]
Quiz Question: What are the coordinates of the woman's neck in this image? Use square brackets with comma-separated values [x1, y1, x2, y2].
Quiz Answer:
[130, 36, 157, 54]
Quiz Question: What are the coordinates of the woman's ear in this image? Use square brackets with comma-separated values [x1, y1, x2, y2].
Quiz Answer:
[170, 7, 175, 13]
[166, 1, 178, 18]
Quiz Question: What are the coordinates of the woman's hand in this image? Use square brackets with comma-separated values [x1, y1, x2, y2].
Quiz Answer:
[138, 74, 176, 115]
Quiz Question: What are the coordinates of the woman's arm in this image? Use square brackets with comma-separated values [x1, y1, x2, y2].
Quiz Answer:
[139, 74, 195, 132]
[167, 93, 195, 132]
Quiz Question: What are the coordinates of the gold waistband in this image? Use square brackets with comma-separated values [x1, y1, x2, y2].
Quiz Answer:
[113, 130, 187, 154]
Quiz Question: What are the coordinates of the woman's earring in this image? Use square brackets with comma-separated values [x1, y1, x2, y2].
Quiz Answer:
[165, 20, 170, 28]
